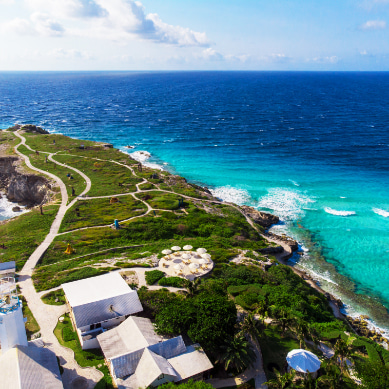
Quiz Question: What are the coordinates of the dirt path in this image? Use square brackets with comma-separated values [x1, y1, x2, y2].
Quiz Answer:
[14, 131, 103, 389]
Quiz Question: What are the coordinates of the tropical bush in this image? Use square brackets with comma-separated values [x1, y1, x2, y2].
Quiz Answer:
[145, 270, 165, 285]
[158, 277, 186, 288]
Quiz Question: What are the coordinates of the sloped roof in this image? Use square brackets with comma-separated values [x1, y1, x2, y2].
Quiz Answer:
[168, 344, 214, 381]
[136, 349, 177, 389]
[148, 336, 186, 359]
[0, 345, 63, 389]
[286, 349, 321, 373]
[62, 272, 133, 307]
[97, 316, 161, 359]
[0, 261, 15, 271]
[72, 291, 143, 328]
[111, 348, 145, 379]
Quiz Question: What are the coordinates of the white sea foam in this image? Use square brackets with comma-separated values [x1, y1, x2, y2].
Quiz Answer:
[372, 208, 389, 218]
[210, 186, 251, 205]
[289, 179, 300, 187]
[324, 207, 356, 216]
[256, 188, 315, 221]
[0, 194, 28, 221]
[308, 269, 338, 285]
[128, 150, 164, 171]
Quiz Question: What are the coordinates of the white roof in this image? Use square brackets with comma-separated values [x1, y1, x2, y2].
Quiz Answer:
[286, 349, 321, 373]
[0, 345, 63, 389]
[168, 344, 213, 381]
[97, 316, 162, 360]
[62, 272, 132, 307]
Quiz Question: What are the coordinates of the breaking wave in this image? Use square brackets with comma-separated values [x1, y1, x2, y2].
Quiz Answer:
[372, 208, 389, 218]
[324, 207, 356, 216]
[210, 186, 252, 205]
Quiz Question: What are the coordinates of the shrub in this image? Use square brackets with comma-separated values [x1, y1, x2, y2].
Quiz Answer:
[158, 277, 186, 288]
[62, 326, 76, 342]
[145, 270, 165, 285]
[116, 262, 151, 268]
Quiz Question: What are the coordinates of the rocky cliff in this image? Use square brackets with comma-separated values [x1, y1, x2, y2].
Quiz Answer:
[0, 156, 50, 206]
[240, 205, 280, 228]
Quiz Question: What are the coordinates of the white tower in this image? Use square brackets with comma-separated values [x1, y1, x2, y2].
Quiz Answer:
[0, 276, 28, 353]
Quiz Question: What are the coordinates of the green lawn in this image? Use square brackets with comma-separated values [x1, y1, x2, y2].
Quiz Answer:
[54, 313, 113, 388]
[54, 154, 142, 197]
[259, 325, 308, 379]
[23, 132, 136, 163]
[41, 289, 66, 305]
[20, 295, 40, 340]
[59, 196, 147, 232]
[138, 191, 184, 210]
[17, 144, 86, 202]
[0, 204, 60, 270]
[0, 131, 20, 156]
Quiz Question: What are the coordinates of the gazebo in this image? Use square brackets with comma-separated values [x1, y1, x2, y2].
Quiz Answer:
[286, 349, 321, 377]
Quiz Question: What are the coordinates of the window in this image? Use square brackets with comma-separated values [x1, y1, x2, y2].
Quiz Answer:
[96, 323, 101, 328]
[157, 374, 165, 380]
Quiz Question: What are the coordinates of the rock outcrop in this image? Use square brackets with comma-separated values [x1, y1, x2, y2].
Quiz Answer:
[7, 124, 49, 134]
[240, 205, 280, 228]
[0, 156, 50, 206]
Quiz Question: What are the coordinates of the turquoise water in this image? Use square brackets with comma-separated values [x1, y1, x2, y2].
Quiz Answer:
[0, 71, 388, 332]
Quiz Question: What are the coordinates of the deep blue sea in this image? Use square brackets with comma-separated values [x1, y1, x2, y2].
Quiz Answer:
[1, 71, 389, 333]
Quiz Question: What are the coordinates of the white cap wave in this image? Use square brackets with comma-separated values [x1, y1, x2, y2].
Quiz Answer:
[372, 208, 389, 218]
[128, 150, 164, 171]
[257, 188, 315, 221]
[210, 186, 251, 205]
[324, 207, 356, 216]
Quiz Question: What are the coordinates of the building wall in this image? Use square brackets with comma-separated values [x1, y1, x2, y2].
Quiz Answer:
[151, 374, 176, 388]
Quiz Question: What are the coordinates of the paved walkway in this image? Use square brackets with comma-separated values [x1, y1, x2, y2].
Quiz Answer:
[14, 131, 103, 389]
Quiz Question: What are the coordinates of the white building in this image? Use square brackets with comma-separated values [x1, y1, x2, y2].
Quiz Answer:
[0, 345, 63, 389]
[0, 261, 16, 278]
[97, 316, 213, 389]
[0, 276, 28, 353]
[62, 272, 143, 349]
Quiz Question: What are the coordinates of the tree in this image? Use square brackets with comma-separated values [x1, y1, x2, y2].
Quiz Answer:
[159, 379, 214, 389]
[332, 338, 353, 376]
[356, 360, 389, 389]
[217, 334, 257, 373]
[239, 312, 262, 342]
[264, 369, 296, 389]
[184, 278, 201, 297]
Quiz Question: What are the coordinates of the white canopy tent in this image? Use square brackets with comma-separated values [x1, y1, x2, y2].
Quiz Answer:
[286, 349, 321, 373]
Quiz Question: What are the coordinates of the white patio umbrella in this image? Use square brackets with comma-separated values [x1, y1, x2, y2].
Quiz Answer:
[286, 349, 321, 373]
[196, 248, 207, 254]
[199, 258, 208, 265]
[201, 253, 211, 260]
[174, 264, 183, 270]
[189, 263, 199, 270]
[183, 245, 193, 251]
[171, 246, 181, 251]
[162, 249, 172, 255]
[182, 254, 191, 260]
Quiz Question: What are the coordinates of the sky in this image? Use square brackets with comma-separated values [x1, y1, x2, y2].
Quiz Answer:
[1, 0, 389, 70]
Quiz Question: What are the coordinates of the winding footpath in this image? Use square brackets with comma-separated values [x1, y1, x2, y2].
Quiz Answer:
[12, 131, 273, 389]
[14, 131, 103, 389]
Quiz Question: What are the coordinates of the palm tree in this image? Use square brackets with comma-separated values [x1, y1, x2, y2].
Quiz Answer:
[217, 335, 257, 373]
[274, 307, 294, 334]
[184, 278, 201, 297]
[239, 312, 262, 342]
[264, 369, 296, 389]
[316, 360, 342, 389]
[332, 337, 354, 376]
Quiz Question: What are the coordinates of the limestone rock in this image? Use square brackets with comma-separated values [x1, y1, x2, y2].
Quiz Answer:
[20, 124, 49, 134]
[240, 205, 279, 228]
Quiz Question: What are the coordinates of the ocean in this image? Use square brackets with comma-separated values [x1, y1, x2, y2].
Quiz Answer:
[1, 71, 389, 333]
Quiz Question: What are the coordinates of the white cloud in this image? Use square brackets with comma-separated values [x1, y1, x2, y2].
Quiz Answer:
[49, 48, 91, 59]
[22, 0, 210, 46]
[4, 12, 65, 37]
[199, 48, 251, 62]
[359, 20, 386, 30]
[308, 56, 339, 64]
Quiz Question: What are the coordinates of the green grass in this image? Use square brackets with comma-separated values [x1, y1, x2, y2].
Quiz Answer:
[259, 325, 318, 379]
[138, 191, 184, 210]
[0, 204, 60, 270]
[41, 289, 66, 305]
[145, 269, 166, 285]
[33, 266, 116, 292]
[0, 131, 20, 156]
[54, 154, 142, 197]
[23, 132, 135, 164]
[17, 144, 86, 202]
[54, 313, 113, 388]
[20, 295, 40, 340]
[59, 196, 147, 232]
